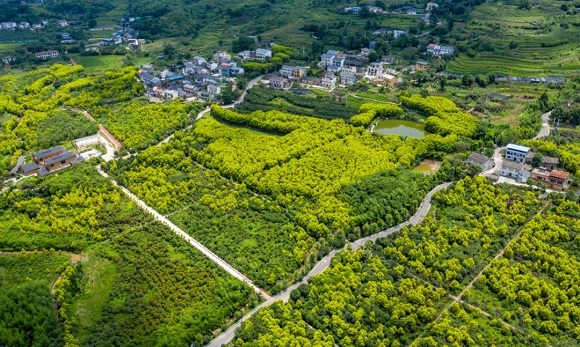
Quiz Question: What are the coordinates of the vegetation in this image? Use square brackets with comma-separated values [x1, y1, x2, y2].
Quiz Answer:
[466, 198, 580, 345]
[106, 100, 480, 292]
[233, 177, 546, 346]
[0, 64, 202, 176]
[0, 165, 257, 346]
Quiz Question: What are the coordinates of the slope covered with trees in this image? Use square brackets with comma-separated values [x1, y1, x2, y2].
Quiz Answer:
[107, 103, 473, 292]
[232, 178, 549, 346]
[0, 165, 257, 347]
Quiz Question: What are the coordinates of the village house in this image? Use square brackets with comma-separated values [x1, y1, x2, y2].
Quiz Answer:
[321, 50, 341, 67]
[372, 28, 390, 36]
[58, 19, 68, 27]
[300, 76, 322, 87]
[415, 60, 429, 71]
[382, 55, 396, 64]
[427, 43, 455, 57]
[321, 72, 337, 89]
[525, 152, 559, 170]
[35, 50, 60, 59]
[505, 144, 530, 163]
[18, 22, 30, 29]
[531, 169, 570, 191]
[254, 48, 272, 61]
[237, 50, 252, 60]
[1, 22, 17, 29]
[280, 65, 306, 78]
[377, 73, 398, 89]
[366, 62, 383, 76]
[393, 30, 408, 38]
[500, 160, 529, 182]
[2, 56, 16, 64]
[213, 51, 232, 62]
[344, 54, 368, 67]
[269, 76, 291, 89]
[466, 153, 494, 171]
[340, 66, 357, 87]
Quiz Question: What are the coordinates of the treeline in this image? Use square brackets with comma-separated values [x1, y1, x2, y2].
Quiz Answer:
[238, 84, 357, 120]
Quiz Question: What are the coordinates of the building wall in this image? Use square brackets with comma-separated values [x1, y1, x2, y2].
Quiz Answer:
[505, 149, 527, 162]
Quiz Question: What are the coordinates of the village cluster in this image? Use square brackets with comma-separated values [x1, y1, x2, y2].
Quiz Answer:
[341, 2, 442, 25]
[467, 144, 571, 192]
[138, 52, 243, 102]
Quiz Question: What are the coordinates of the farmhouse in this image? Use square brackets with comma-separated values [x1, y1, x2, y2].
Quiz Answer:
[254, 48, 272, 61]
[321, 72, 337, 89]
[35, 50, 60, 59]
[269, 76, 291, 89]
[505, 144, 530, 163]
[20, 162, 41, 176]
[467, 153, 494, 171]
[393, 30, 408, 38]
[2, 56, 16, 64]
[531, 169, 570, 191]
[415, 60, 429, 71]
[525, 152, 559, 170]
[500, 160, 529, 182]
[427, 44, 455, 57]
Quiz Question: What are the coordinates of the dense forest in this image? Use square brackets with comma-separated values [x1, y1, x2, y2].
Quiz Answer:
[232, 177, 569, 346]
[0, 165, 258, 347]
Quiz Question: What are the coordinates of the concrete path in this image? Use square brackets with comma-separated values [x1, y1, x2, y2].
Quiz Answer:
[206, 182, 452, 347]
[95, 166, 271, 301]
[534, 110, 552, 139]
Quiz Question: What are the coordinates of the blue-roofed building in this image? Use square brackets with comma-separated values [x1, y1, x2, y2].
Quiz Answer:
[167, 74, 184, 82]
[505, 144, 530, 163]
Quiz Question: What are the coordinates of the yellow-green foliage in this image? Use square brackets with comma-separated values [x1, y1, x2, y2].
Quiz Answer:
[350, 103, 405, 127]
[400, 95, 479, 137]
[523, 139, 580, 176]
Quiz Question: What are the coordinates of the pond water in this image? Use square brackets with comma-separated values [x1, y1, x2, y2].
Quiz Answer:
[374, 119, 427, 138]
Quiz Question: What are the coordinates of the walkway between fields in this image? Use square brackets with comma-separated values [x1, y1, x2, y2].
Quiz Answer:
[206, 182, 452, 347]
[95, 165, 271, 301]
[410, 203, 548, 345]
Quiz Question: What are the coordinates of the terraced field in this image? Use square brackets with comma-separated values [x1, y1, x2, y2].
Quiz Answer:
[447, 0, 580, 76]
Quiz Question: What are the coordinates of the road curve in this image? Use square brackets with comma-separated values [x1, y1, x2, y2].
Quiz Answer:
[95, 165, 271, 301]
[206, 182, 452, 347]
[534, 110, 551, 139]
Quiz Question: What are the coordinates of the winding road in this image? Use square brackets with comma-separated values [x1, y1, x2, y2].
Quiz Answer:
[206, 182, 452, 347]
[534, 110, 552, 139]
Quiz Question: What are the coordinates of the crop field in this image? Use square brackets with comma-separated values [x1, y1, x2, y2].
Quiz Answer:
[447, 0, 580, 77]
[75, 55, 125, 72]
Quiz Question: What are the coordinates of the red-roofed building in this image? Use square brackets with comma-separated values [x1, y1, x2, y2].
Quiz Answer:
[99, 125, 123, 151]
[531, 169, 570, 191]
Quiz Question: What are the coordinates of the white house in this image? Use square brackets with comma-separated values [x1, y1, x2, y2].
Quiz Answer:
[35, 50, 60, 59]
[280, 65, 295, 77]
[2, 56, 16, 64]
[254, 48, 272, 60]
[1, 22, 17, 29]
[427, 43, 455, 57]
[505, 144, 530, 163]
[58, 19, 68, 27]
[321, 72, 337, 89]
[393, 30, 408, 38]
[467, 153, 494, 171]
[500, 160, 529, 182]
[366, 62, 383, 76]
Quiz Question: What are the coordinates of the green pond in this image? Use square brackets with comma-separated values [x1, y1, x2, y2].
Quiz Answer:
[374, 119, 427, 138]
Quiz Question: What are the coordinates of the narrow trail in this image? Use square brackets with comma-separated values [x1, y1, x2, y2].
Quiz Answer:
[410, 204, 548, 345]
[533, 110, 552, 139]
[95, 165, 271, 301]
[206, 182, 452, 347]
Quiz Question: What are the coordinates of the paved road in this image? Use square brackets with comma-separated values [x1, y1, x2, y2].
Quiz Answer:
[206, 182, 452, 347]
[155, 75, 263, 147]
[534, 110, 552, 139]
[95, 166, 271, 301]
[481, 146, 505, 177]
